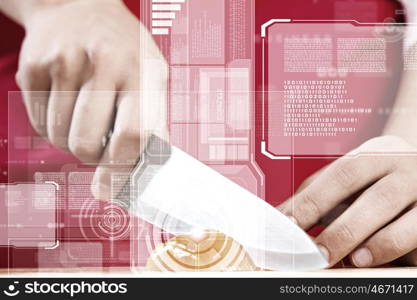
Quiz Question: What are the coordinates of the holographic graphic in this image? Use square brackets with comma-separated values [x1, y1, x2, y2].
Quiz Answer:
[145, 232, 257, 272]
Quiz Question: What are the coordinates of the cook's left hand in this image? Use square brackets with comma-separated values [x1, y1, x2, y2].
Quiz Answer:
[278, 136, 417, 267]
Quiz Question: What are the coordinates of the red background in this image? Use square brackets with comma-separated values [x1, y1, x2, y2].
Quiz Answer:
[0, 0, 403, 268]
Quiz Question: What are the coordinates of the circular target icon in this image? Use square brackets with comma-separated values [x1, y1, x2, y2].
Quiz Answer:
[145, 231, 256, 272]
[79, 200, 131, 241]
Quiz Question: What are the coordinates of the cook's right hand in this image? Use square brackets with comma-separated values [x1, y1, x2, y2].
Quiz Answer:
[16, 0, 168, 201]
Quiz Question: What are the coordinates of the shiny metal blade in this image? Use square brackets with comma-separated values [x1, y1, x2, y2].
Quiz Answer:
[131, 136, 328, 271]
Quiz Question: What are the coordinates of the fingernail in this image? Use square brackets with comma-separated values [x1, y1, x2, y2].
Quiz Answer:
[317, 244, 330, 262]
[352, 248, 372, 267]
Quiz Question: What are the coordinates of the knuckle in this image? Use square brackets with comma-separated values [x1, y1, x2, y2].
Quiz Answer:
[334, 222, 356, 244]
[298, 191, 322, 221]
[90, 46, 112, 65]
[18, 61, 42, 80]
[68, 135, 101, 163]
[50, 53, 71, 80]
[332, 161, 357, 189]
[372, 183, 398, 211]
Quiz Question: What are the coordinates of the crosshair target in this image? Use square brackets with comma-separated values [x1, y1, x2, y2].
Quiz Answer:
[79, 201, 131, 241]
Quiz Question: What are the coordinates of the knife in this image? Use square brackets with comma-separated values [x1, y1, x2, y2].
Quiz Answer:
[128, 135, 328, 271]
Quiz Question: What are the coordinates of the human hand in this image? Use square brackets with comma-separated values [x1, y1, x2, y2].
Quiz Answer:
[16, 0, 168, 201]
[278, 136, 417, 267]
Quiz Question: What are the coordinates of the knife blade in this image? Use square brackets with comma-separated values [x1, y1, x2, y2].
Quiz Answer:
[129, 135, 328, 271]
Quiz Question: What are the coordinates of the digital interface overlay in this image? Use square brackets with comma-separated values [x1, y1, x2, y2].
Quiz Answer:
[1, 0, 414, 272]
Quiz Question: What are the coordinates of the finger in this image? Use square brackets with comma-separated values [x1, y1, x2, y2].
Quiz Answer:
[293, 164, 346, 228]
[91, 91, 145, 201]
[16, 62, 51, 137]
[316, 173, 417, 266]
[278, 155, 394, 230]
[47, 50, 88, 151]
[68, 75, 117, 163]
[92, 57, 168, 202]
[351, 207, 417, 267]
